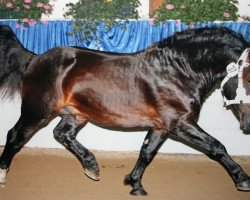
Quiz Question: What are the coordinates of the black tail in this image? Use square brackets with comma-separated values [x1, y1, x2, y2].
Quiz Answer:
[0, 25, 36, 99]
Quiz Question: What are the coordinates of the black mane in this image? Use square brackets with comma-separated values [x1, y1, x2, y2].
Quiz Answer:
[158, 27, 248, 48]
[156, 27, 249, 64]
[151, 27, 249, 74]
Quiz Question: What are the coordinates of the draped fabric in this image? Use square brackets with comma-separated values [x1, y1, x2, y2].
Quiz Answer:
[0, 20, 250, 54]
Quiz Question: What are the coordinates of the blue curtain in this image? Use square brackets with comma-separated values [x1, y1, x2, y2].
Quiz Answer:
[0, 20, 250, 54]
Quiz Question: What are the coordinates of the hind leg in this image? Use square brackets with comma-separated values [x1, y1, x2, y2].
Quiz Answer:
[0, 115, 50, 186]
[124, 129, 168, 195]
[53, 115, 100, 181]
[174, 122, 250, 191]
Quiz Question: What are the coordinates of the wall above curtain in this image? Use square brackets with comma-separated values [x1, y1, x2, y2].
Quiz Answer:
[0, 20, 249, 54]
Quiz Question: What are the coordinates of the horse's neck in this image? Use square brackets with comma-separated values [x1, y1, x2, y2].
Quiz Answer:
[189, 46, 242, 103]
[161, 46, 235, 103]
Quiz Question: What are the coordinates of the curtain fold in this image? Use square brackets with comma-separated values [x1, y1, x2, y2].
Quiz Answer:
[0, 20, 249, 54]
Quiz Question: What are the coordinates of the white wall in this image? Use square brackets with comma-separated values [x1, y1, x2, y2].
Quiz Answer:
[238, 0, 250, 17]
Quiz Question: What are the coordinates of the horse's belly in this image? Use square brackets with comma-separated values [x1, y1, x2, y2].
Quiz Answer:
[82, 104, 162, 128]
[89, 111, 159, 128]
[64, 95, 163, 129]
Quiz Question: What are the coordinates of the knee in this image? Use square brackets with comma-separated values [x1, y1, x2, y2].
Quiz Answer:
[53, 128, 59, 141]
[53, 127, 64, 142]
[210, 140, 227, 158]
[7, 128, 19, 144]
[53, 123, 76, 143]
[6, 129, 24, 149]
[53, 116, 77, 142]
[140, 148, 154, 163]
[7, 129, 16, 143]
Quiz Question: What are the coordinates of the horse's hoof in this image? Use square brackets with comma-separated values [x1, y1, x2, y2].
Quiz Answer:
[236, 178, 250, 191]
[130, 188, 148, 196]
[84, 168, 100, 181]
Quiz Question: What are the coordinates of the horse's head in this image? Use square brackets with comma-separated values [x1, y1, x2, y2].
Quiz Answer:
[222, 51, 250, 134]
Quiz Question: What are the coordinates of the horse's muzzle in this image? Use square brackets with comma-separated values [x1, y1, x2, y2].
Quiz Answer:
[241, 113, 250, 135]
[242, 130, 250, 135]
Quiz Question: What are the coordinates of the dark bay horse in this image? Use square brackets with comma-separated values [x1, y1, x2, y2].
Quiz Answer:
[0, 25, 250, 195]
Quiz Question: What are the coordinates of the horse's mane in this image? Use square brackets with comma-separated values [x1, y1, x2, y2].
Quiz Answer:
[157, 27, 249, 49]
[146, 27, 249, 78]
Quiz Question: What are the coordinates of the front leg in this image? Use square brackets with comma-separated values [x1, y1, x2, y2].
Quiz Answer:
[173, 122, 250, 191]
[124, 129, 168, 195]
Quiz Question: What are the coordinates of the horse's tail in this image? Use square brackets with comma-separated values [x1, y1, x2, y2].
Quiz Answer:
[0, 25, 36, 99]
[0, 54, 35, 100]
